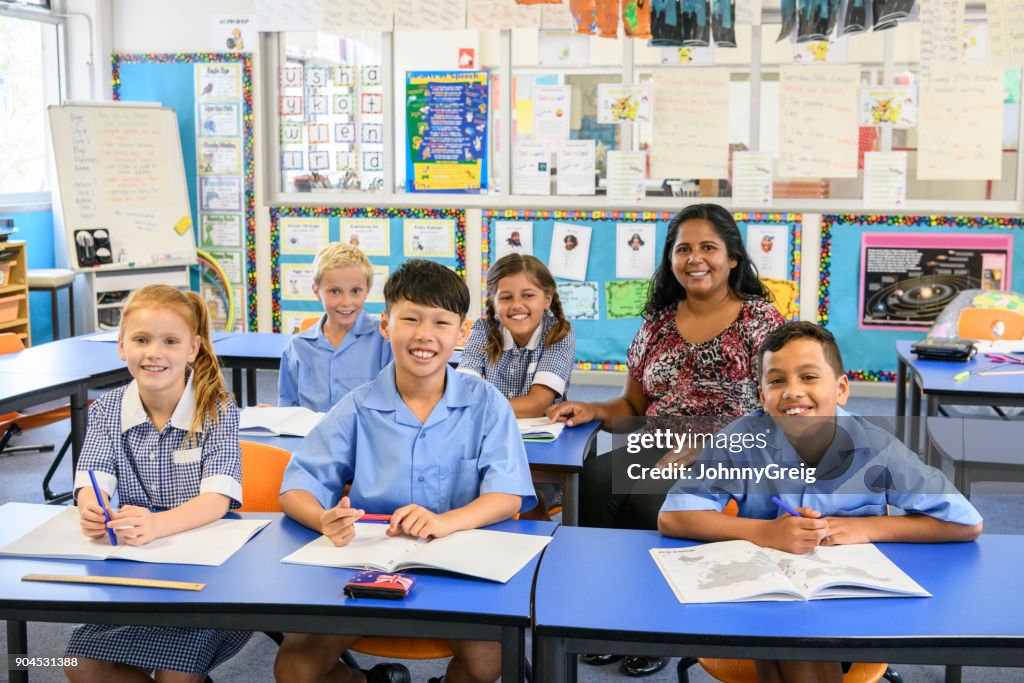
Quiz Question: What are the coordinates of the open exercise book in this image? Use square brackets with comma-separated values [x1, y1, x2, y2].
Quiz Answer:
[281, 522, 551, 583]
[240, 406, 324, 437]
[650, 540, 930, 603]
[0, 505, 269, 567]
[517, 417, 565, 442]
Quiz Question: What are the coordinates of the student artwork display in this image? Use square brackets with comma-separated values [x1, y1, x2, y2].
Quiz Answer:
[468, 0, 542, 29]
[531, 85, 572, 147]
[859, 86, 916, 128]
[513, 141, 552, 195]
[556, 139, 596, 195]
[405, 71, 489, 193]
[650, 69, 729, 180]
[605, 280, 648, 319]
[494, 220, 534, 260]
[792, 38, 848, 63]
[394, 0, 466, 30]
[556, 281, 600, 320]
[597, 84, 652, 124]
[987, 0, 1024, 67]
[537, 31, 590, 66]
[322, 0, 396, 31]
[271, 207, 466, 331]
[745, 224, 790, 280]
[549, 222, 593, 281]
[859, 232, 1012, 330]
[113, 53, 257, 331]
[615, 223, 656, 279]
[863, 152, 907, 208]
[731, 152, 773, 206]
[606, 151, 647, 204]
[777, 65, 859, 179]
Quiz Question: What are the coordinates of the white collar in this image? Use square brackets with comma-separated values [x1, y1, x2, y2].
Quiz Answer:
[501, 318, 544, 351]
[120, 371, 197, 433]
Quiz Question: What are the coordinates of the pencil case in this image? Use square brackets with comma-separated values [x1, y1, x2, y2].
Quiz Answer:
[911, 338, 976, 362]
[343, 571, 415, 600]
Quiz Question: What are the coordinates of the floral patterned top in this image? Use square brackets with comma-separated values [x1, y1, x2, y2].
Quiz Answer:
[627, 298, 784, 418]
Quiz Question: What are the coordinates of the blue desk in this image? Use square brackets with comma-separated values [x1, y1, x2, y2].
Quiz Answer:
[533, 526, 1024, 682]
[242, 418, 599, 526]
[0, 503, 555, 683]
[895, 340, 1024, 448]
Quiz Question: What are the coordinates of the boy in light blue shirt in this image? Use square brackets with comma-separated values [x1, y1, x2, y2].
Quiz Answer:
[658, 322, 982, 683]
[278, 242, 392, 412]
[276, 260, 536, 683]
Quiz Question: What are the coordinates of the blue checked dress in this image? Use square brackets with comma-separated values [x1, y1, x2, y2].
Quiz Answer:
[66, 377, 251, 674]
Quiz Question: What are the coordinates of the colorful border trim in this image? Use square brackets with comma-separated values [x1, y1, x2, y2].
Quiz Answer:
[270, 207, 467, 332]
[112, 52, 258, 331]
[819, 214, 1024, 382]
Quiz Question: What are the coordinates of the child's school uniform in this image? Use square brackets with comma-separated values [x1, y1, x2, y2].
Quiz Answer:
[279, 311, 394, 412]
[281, 363, 537, 514]
[457, 311, 575, 404]
[661, 407, 983, 526]
[66, 374, 249, 674]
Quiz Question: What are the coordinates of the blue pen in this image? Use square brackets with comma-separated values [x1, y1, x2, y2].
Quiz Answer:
[87, 469, 118, 546]
[772, 496, 828, 541]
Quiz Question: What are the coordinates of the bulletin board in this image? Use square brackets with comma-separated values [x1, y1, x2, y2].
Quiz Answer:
[270, 207, 466, 332]
[481, 210, 802, 370]
[818, 214, 1024, 381]
[113, 53, 257, 331]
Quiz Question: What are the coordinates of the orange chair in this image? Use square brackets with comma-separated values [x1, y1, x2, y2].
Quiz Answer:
[676, 499, 902, 683]
[297, 315, 321, 333]
[957, 307, 1024, 341]
[0, 333, 78, 501]
[237, 441, 456, 668]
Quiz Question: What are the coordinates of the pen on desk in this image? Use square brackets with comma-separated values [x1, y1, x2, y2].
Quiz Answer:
[87, 469, 118, 546]
[361, 513, 392, 522]
[772, 496, 829, 541]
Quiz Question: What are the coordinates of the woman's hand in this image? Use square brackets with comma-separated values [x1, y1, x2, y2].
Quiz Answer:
[546, 401, 598, 427]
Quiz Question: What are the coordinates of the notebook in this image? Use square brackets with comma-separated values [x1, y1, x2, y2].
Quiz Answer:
[650, 540, 930, 603]
[281, 522, 551, 583]
[516, 417, 565, 442]
[0, 506, 270, 567]
[239, 406, 324, 437]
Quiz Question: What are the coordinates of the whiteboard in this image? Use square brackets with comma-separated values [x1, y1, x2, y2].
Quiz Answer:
[48, 104, 197, 272]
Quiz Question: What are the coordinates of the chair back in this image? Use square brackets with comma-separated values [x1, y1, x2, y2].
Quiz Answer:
[238, 441, 291, 512]
[298, 316, 321, 333]
[958, 307, 1024, 341]
[0, 332, 25, 355]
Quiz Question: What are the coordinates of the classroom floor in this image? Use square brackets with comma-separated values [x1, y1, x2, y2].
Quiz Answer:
[1, 373, 1021, 682]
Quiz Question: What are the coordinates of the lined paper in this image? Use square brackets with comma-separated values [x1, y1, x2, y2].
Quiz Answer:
[777, 65, 859, 179]
[987, 0, 1024, 67]
[322, 0, 395, 31]
[650, 69, 730, 180]
[395, 0, 467, 31]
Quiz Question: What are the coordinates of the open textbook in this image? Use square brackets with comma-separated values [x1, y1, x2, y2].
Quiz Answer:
[0, 506, 269, 567]
[517, 417, 565, 442]
[650, 540, 930, 603]
[281, 522, 551, 583]
[239, 406, 324, 437]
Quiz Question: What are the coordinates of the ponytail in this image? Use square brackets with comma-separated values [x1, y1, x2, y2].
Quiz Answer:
[484, 254, 571, 362]
[544, 290, 571, 348]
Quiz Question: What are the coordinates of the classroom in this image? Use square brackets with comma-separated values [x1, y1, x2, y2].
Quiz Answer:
[0, 0, 1022, 682]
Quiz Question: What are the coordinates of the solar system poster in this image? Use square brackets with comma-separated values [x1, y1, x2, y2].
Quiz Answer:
[859, 233, 1013, 330]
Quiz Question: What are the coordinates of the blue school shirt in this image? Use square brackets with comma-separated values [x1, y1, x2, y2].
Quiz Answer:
[281, 363, 538, 513]
[660, 407, 982, 526]
[278, 311, 393, 412]
[457, 312, 575, 401]
[74, 373, 243, 510]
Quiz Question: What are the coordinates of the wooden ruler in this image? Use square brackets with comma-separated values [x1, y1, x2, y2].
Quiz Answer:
[22, 574, 205, 591]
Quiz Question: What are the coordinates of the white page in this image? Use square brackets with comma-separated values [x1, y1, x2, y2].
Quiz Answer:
[281, 523, 426, 571]
[744, 224, 790, 279]
[918, 66, 1003, 180]
[548, 222, 592, 281]
[556, 139, 596, 195]
[919, 0, 965, 79]
[394, 0, 466, 31]
[988, 0, 1024, 67]
[516, 417, 565, 440]
[650, 541, 801, 603]
[732, 152, 773, 206]
[597, 84, 652, 125]
[322, 0, 395, 31]
[494, 220, 534, 260]
[650, 69, 730, 180]
[467, 0, 540, 30]
[863, 152, 907, 208]
[239, 406, 324, 437]
[777, 66, 859, 179]
[606, 151, 646, 204]
[615, 223, 656, 279]
[83, 331, 119, 342]
[256, 0, 322, 31]
[513, 141, 552, 195]
[0, 507, 269, 567]
[532, 85, 572, 147]
[763, 544, 930, 599]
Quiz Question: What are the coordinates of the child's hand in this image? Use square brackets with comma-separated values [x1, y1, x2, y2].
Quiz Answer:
[546, 401, 595, 427]
[760, 507, 829, 554]
[109, 505, 164, 546]
[820, 516, 871, 545]
[78, 501, 110, 539]
[320, 496, 363, 547]
[387, 504, 453, 540]
[255, 403, 273, 408]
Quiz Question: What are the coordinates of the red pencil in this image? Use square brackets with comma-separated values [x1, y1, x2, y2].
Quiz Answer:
[362, 513, 392, 522]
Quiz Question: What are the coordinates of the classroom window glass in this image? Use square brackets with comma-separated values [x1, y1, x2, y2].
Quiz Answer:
[0, 14, 59, 196]
[279, 31, 386, 194]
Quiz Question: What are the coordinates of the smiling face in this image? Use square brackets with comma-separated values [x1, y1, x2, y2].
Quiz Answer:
[493, 271, 553, 347]
[670, 219, 738, 300]
[380, 299, 467, 387]
[119, 306, 200, 398]
[759, 337, 849, 423]
[313, 265, 370, 332]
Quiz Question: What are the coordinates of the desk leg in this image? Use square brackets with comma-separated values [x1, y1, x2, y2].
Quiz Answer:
[246, 368, 257, 407]
[70, 386, 87, 471]
[8, 620, 28, 683]
[562, 473, 578, 527]
[535, 635, 570, 683]
[501, 626, 524, 683]
[896, 357, 907, 441]
[945, 665, 962, 683]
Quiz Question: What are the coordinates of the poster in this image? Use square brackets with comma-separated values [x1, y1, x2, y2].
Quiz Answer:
[538, 31, 590, 66]
[606, 151, 646, 204]
[777, 66, 859, 179]
[548, 222, 592, 281]
[513, 141, 552, 195]
[532, 85, 571, 146]
[404, 218, 455, 257]
[199, 176, 243, 212]
[859, 233, 1013, 329]
[340, 218, 390, 256]
[323, 0, 396, 31]
[197, 139, 242, 175]
[197, 103, 241, 138]
[368, 265, 389, 303]
[282, 311, 313, 335]
[405, 71, 489, 192]
[556, 139, 596, 195]
[597, 84, 652, 124]
[859, 86, 917, 128]
[650, 69, 729, 180]
[745, 224, 790, 280]
[207, 250, 243, 285]
[195, 63, 241, 100]
[211, 15, 256, 54]
[606, 280, 648, 319]
[556, 281, 600, 320]
[494, 221, 534, 260]
[615, 223, 657, 279]
[732, 152, 773, 206]
[281, 264, 318, 300]
[863, 152, 907, 208]
[280, 217, 329, 255]
[199, 214, 243, 249]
